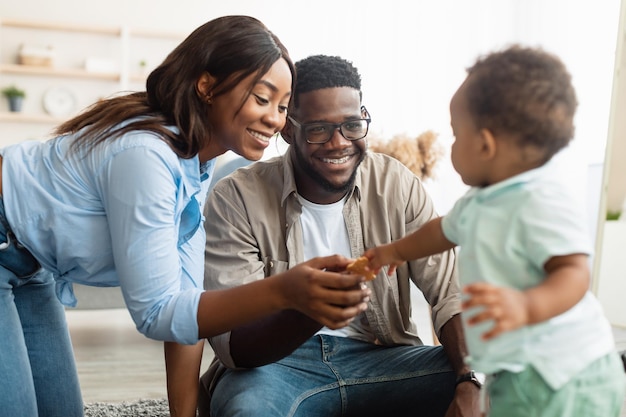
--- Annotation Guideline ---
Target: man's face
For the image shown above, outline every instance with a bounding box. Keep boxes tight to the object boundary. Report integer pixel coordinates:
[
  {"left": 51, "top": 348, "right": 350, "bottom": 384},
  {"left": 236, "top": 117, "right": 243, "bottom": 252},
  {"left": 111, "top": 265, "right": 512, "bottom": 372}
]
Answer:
[{"left": 287, "top": 87, "right": 367, "bottom": 204}]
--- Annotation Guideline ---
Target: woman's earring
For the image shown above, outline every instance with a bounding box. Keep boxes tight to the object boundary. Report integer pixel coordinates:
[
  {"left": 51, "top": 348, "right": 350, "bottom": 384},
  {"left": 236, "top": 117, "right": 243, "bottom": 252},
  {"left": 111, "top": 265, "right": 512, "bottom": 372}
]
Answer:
[{"left": 206, "top": 92, "right": 213, "bottom": 105}]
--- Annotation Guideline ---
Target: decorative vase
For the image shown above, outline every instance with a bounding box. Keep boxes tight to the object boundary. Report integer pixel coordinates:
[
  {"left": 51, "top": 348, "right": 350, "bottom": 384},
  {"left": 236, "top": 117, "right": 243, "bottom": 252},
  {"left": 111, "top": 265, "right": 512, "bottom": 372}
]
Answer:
[{"left": 8, "top": 96, "right": 23, "bottom": 112}]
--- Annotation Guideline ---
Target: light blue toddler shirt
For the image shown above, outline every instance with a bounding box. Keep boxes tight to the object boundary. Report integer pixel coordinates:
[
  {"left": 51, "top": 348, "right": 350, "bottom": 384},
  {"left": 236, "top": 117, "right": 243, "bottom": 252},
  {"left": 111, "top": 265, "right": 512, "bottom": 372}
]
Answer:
[{"left": 441, "top": 162, "right": 614, "bottom": 389}]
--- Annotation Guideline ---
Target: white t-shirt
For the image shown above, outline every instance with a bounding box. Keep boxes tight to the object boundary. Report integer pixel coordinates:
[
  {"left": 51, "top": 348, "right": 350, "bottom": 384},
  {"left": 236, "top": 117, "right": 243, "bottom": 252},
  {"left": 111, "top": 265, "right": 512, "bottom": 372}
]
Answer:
[{"left": 298, "top": 194, "right": 372, "bottom": 339}]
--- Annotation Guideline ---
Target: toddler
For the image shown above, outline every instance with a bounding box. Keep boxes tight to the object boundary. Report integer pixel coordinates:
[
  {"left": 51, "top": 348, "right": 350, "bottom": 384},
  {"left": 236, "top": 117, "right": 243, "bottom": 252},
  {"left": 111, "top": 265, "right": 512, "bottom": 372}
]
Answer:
[{"left": 365, "top": 45, "right": 625, "bottom": 417}]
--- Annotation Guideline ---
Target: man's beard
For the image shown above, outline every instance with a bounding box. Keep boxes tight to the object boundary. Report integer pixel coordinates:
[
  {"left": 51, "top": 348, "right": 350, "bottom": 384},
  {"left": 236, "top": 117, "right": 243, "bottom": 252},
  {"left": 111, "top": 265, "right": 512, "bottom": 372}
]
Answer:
[{"left": 293, "top": 144, "right": 365, "bottom": 195}]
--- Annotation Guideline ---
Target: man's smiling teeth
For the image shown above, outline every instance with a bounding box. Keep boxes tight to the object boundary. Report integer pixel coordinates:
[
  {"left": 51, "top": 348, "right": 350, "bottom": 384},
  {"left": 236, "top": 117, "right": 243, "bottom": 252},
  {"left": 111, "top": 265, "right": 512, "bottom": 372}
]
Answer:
[
  {"left": 250, "top": 130, "right": 271, "bottom": 142},
  {"left": 322, "top": 156, "right": 351, "bottom": 164}
]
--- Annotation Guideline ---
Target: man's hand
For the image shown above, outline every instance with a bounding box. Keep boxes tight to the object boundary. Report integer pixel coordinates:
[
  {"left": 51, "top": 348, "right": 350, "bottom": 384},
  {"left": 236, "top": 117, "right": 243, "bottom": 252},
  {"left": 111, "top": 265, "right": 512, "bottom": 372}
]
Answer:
[
  {"left": 439, "top": 315, "right": 484, "bottom": 417},
  {"left": 445, "top": 383, "right": 484, "bottom": 417}
]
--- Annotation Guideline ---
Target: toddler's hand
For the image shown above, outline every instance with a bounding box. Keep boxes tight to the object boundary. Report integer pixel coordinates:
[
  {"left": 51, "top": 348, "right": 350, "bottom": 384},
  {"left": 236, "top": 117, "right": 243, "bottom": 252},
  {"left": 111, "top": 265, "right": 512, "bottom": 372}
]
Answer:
[
  {"left": 362, "top": 244, "right": 405, "bottom": 276},
  {"left": 462, "top": 282, "right": 530, "bottom": 340}
]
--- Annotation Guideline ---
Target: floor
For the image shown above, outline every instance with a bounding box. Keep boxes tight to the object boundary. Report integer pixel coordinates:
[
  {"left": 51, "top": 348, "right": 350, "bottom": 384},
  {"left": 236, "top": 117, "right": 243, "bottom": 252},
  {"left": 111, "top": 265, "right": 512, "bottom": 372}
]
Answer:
[
  {"left": 68, "top": 286, "right": 434, "bottom": 404},
  {"left": 68, "top": 308, "right": 214, "bottom": 403},
  {"left": 67, "top": 299, "right": 626, "bottom": 415}
]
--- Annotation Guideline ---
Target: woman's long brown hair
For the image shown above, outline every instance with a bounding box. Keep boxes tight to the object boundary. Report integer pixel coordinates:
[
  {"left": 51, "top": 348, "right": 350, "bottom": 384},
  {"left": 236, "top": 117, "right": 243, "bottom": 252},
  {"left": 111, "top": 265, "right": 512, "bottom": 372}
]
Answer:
[{"left": 57, "top": 15, "right": 295, "bottom": 159}]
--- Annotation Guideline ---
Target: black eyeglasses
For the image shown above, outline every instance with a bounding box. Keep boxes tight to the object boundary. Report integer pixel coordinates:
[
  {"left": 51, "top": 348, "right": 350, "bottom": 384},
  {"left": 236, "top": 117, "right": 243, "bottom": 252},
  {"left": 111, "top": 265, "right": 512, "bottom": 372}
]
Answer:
[{"left": 288, "top": 106, "right": 371, "bottom": 144}]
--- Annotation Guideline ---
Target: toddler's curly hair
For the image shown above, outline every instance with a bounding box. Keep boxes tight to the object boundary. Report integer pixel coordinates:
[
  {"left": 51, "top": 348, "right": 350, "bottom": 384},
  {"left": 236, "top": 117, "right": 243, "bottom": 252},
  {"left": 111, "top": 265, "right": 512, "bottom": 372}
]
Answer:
[{"left": 465, "top": 45, "right": 577, "bottom": 162}]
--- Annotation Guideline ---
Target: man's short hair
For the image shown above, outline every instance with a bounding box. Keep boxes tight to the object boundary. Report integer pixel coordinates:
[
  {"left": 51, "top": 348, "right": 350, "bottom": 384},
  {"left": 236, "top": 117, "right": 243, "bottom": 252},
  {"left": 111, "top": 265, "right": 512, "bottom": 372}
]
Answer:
[{"left": 293, "top": 55, "right": 362, "bottom": 108}]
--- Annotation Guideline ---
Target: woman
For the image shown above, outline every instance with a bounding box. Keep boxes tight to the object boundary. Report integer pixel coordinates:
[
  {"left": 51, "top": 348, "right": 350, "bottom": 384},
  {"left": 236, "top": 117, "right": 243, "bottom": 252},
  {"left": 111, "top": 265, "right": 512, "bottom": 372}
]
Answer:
[{"left": 0, "top": 16, "right": 370, "bottom": 417}]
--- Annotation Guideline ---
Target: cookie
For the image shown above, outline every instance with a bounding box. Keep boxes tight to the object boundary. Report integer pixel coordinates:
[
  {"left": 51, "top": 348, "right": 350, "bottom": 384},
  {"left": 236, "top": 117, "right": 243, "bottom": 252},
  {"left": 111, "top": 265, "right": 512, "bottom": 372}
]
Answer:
[{"left": 346, "top": 256, "right": 376, "bottom": 281}]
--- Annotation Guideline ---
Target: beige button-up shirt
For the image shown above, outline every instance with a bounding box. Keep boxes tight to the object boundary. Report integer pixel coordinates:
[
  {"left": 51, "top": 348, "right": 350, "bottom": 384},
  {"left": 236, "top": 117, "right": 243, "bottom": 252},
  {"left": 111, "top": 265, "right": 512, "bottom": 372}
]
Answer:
[{"left": 203, "top": 151, "right": 460, "bottom": 374}]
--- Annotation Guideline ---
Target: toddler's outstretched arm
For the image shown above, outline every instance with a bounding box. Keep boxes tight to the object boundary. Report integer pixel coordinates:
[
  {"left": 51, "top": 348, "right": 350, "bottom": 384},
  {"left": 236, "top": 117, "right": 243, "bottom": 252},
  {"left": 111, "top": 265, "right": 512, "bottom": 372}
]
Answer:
[{"left": 364, "top": 217, "right": 456, "bottom": 275}]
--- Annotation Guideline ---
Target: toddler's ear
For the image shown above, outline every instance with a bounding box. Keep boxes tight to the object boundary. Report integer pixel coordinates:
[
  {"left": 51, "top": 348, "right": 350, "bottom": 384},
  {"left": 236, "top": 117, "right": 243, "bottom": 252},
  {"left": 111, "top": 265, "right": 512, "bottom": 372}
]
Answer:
[{"left": 479, "top": 128, "right": 497, "bottom": 160}]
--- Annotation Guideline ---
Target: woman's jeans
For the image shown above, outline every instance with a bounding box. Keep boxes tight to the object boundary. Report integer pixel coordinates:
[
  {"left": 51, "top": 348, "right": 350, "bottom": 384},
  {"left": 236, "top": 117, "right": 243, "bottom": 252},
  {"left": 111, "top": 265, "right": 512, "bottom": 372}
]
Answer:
[
  {"left": 0, "top": 199, "right": 83, "bottom": 417},
  {"left": 209, "top": 334, "right": 456, "bottom": 417}
]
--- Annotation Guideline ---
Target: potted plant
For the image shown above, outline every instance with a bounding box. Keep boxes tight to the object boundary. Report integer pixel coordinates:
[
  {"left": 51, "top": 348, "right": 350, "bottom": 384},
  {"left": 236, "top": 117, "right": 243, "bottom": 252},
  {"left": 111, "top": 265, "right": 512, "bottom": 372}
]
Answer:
[
  {"left": 138, "top": 59, "right": 147, "bottom": 75},
  {"left": 2, "top": 85, "right": 26, "bottom": 112},
  {"left": 607, "top": 210, "right": 621, "bottom": 221}
]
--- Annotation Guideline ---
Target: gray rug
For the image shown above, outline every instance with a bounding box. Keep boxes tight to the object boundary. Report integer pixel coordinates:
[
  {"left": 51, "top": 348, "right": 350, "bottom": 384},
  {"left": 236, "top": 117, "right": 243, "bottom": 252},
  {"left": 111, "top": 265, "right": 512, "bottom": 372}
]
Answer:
[{"left": 84, "top": 398, "right": 170, "bottom": 417}]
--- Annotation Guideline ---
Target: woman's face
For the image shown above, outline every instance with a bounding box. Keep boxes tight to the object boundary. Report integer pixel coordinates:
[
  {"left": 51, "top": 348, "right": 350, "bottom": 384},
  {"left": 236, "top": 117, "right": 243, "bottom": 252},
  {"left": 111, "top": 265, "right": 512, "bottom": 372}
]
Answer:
[{"left": 203, "top": 58, "right": 292, "bottom": 162}]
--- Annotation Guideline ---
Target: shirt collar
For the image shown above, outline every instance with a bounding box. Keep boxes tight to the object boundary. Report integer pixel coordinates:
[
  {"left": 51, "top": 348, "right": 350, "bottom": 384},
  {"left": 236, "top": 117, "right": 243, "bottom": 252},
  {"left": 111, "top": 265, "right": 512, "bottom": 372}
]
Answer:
[
  {"left": 200, "top": 158, "right": 216, "bottom": 182},
  {"left": 472, "top": 161, "right": 553, "bottom": 202},
  {"left": 281, "top": 152, "right": 298, "bottom": 206}
]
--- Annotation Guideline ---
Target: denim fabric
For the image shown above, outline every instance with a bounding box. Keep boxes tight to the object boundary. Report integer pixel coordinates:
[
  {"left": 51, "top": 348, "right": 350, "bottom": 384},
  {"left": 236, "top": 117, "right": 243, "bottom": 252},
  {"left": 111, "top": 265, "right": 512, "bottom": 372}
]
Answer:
[
  {"left": 0, "top": 198, "right": 40, "bottom": 278},
  {"left": 0, "top": 201, "right": 83, "bottom": 416},
  {"left": 210, "top": 335, "right": 455, "bottom": 417}
]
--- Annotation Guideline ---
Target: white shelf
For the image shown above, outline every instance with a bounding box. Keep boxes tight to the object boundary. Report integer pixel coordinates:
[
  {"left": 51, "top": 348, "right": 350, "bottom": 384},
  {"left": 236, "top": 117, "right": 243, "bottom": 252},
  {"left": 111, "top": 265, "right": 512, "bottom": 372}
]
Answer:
[
  {"left": 0, "top": 17, "right": 121, "bottom": 36},
  {"left": 0, "top": 17, "right": 184, "bottom": 129},
  {"left": 0, "top": 64, "right": 120, "bottom": 81},
  {"left": 0, "top": 111, "right": 67, "bottom": 124}
]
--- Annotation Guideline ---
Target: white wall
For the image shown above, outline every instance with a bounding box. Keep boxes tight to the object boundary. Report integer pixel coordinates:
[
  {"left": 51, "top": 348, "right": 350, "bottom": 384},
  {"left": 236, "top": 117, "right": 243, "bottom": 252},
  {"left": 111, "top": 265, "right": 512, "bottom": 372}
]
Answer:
[
  {"left": 604, "top": 3, "right": 626, "bottom": 215},
  {"left": 0, "top": 0, "right": 621, "bottom": 215}
]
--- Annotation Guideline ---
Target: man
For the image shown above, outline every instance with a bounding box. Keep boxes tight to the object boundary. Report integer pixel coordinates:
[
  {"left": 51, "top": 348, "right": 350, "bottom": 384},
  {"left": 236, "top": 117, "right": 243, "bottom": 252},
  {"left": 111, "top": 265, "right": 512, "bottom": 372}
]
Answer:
[{"left": 199, "top": 55, "right": 480, "bottom": 417}]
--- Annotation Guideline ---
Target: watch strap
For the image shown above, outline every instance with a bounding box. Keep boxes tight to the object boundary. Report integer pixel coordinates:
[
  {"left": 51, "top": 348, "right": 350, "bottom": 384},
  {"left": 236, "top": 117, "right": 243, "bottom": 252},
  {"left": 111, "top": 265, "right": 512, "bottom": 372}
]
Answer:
[{"left": 455, "top": 370, "right": 482, "bottom": 389}]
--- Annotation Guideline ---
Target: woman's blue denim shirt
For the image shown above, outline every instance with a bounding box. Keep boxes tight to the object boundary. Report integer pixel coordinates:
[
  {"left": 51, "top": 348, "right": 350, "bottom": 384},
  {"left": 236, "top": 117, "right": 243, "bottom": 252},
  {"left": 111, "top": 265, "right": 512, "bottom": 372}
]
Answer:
[{"left": 0, "top": 128, "right": 214, "bottom": 344}]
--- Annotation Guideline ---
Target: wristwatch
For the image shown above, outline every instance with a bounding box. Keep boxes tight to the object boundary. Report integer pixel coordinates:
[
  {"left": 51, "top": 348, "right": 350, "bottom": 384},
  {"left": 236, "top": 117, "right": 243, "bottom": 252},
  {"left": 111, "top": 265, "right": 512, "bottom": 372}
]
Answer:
[{"left": 455, "top": 371, "right": 482, "bottom": 389}]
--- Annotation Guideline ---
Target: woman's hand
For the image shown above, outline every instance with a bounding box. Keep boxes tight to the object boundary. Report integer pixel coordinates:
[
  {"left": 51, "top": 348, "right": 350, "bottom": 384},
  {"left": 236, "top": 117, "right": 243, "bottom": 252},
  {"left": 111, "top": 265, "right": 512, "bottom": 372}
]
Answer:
[{"left": 277, "top": 255, "right": 371, "bottom": 329}]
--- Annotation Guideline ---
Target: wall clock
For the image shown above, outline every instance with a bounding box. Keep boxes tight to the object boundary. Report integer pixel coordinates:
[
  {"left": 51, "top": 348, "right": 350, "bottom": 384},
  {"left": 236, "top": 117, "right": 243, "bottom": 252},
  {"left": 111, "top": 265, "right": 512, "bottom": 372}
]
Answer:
[{"left": 42, "top": 86, "right": 76, "bottom": 117}]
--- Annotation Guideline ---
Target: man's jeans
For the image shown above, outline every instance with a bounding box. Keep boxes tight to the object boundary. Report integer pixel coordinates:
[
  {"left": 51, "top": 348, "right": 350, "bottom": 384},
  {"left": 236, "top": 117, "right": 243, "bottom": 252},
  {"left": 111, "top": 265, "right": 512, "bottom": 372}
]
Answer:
[
  {"left": 210, "top": 334, "right": 456, "bottom": 417},
  {"left": 0, "top": 198, "right": 83, "bottom": 417}
]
